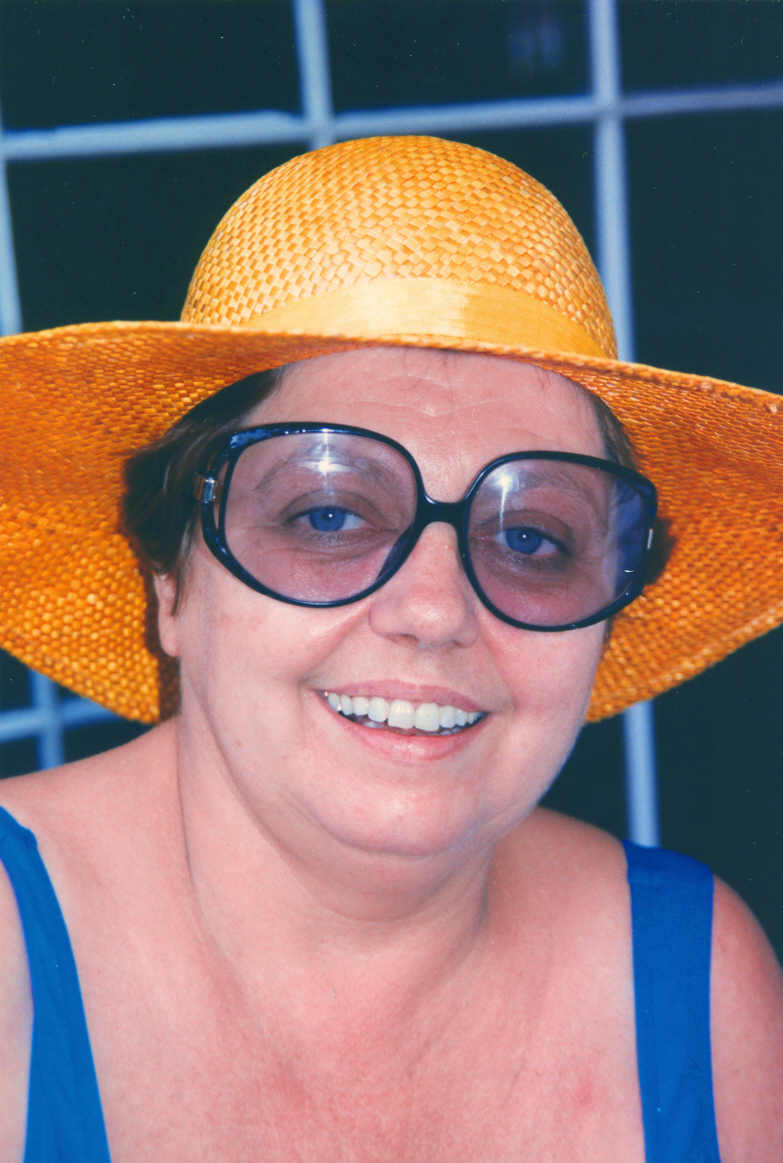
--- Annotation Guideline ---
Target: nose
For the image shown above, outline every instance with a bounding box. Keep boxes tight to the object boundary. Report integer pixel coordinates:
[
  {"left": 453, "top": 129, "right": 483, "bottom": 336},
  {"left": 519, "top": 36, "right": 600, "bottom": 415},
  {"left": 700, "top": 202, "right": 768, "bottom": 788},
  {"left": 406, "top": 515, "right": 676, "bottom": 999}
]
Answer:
[{"left": 368, "top": 523, "right": 480, "bottom": 649}]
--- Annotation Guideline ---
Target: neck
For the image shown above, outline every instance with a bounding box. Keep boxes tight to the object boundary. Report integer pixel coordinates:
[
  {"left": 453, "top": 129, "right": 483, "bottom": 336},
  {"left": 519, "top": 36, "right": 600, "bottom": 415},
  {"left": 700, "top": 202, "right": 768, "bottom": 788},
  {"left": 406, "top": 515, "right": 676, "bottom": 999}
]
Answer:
[{"left": 166, "top": 716, "right": 499, "bottom": 1023}]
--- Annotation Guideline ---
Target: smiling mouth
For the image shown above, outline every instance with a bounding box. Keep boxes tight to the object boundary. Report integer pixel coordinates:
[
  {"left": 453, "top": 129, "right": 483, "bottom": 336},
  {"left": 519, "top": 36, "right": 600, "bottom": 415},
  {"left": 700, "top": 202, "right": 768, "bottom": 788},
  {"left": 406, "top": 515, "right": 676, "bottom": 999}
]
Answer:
[{"left": 323, "top": 692, "right": 486, "bottom": 736}]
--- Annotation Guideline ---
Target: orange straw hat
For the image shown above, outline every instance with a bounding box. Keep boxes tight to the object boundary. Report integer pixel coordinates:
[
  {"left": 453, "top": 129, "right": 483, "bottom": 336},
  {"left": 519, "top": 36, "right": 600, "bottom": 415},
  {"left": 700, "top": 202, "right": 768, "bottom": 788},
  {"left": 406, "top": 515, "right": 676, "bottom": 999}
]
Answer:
[{"left": 1, "top": 135, "right": 782, "bottom": 723}]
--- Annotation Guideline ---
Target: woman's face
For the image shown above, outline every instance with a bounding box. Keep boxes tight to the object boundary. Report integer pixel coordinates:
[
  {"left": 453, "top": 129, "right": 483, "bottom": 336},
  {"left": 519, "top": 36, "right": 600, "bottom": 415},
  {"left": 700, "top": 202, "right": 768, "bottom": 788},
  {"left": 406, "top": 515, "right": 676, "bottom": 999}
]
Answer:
[{"left": 158, "top": 347, "right": 607, "bottom": 871}]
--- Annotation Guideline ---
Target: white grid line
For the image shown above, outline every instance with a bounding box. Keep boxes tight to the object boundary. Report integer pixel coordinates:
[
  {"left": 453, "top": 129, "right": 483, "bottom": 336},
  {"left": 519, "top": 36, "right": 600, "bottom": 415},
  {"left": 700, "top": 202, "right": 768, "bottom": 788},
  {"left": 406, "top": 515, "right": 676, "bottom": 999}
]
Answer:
[
  {"left": 0, "top": 95, "right": 68, "bottom": 772},
  {"left": 2, "top": 79, "right": 782, "bottom": 163},
  {"left": 589, "top": 0, "right": 659, "bottom": 846},
  {"left": 294, "top": 0, "right": 335, "bottom": 150},
  {"left": 0, "top": 100, "right": 21, "bottom": 335}
]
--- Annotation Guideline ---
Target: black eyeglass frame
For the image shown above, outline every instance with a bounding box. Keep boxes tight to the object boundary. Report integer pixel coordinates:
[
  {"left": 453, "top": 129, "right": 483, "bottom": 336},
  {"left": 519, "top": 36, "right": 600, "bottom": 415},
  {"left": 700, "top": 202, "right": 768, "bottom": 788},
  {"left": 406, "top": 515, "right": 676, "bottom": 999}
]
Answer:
[{"left": 196, "top": 422, "right": 658, "bottom": 632}]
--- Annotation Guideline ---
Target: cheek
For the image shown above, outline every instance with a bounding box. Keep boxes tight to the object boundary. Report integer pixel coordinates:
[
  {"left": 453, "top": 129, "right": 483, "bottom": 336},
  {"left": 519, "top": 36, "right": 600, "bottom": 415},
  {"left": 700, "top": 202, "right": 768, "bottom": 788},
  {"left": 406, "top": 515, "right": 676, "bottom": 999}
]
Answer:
[
  {"left": 495, "top": 623, "right": 605, "bottom": 725},
  {"left": 172, "top": 550, "right": 363, "bottom": 697},
  {"left": 507, "top": 628, "right": 605, "bottom": 803}
]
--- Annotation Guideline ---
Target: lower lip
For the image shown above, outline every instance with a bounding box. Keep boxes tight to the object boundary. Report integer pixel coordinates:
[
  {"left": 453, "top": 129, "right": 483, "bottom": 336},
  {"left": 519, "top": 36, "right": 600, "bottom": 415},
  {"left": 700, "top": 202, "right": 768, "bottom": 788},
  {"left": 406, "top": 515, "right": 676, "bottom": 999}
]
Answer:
[{"left": 319, "top": 700, "right": 488, "bottom": 761}]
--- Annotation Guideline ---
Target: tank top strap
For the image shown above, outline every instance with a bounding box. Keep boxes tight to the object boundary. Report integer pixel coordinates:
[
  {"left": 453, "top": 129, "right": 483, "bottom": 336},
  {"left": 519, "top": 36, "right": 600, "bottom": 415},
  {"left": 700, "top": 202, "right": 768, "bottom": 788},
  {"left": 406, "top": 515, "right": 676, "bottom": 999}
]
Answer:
[
  {"left": 0, "top": 805, "right": 111, "bottom": 1163},
  {"left": 624, "top": 840, "right": 721, "bottom": 1163}
]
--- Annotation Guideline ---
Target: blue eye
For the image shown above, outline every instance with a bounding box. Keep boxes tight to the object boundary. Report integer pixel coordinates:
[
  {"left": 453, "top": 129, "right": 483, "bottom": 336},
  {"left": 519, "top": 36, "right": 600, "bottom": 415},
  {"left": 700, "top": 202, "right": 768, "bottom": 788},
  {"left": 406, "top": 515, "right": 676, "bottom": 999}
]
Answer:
[
  {"left": 502, "top": 527, "right": 553, "bottom": 555},
  {"left": 305, "top": 506, "right": 363, "bottom": 532}
]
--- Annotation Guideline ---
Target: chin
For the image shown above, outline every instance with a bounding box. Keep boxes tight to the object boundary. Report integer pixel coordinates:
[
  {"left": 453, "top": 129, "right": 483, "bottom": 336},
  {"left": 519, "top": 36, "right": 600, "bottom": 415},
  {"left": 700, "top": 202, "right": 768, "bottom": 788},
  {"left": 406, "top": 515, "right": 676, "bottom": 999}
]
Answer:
[{"left": 304, "top": 763, "right": 524, "bottom": 874}]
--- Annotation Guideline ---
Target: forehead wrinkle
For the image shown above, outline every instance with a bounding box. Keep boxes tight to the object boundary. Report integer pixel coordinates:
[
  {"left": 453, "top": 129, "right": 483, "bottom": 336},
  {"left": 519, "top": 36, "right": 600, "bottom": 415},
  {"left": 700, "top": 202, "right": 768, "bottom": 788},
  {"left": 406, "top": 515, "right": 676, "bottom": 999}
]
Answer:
[
  {"left": 257, "top": 347, "right": 605, "bottom": 498},
  {"left": 400, "top": 359, "right": 603, "bottom": 495},
  {"left": 378, "top": 350, "right": 602, "bottom": 446}
]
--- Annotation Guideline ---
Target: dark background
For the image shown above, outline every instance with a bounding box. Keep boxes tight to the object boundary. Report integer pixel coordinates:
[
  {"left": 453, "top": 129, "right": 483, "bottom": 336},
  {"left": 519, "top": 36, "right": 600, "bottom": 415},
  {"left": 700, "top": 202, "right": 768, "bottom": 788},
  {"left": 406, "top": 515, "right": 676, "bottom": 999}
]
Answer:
[{"left": 1, "top": 0, "right": 781, "bottom": 959}]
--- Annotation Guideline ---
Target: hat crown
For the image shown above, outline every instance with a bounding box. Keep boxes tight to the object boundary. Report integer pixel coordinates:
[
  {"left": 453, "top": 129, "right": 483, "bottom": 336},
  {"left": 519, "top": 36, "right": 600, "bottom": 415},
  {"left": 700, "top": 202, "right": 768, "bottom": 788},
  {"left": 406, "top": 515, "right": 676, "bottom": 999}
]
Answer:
[{"left": 181, "top": 135, "right": 617, "bottom": 359}]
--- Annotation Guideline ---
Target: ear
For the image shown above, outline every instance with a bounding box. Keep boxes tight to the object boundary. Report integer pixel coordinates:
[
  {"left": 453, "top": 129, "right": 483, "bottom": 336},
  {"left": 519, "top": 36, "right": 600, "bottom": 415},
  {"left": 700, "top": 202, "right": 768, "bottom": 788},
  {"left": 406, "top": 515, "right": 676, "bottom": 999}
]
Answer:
[{"left": 153, "top": 572, "right": 181, "bottom": 658}]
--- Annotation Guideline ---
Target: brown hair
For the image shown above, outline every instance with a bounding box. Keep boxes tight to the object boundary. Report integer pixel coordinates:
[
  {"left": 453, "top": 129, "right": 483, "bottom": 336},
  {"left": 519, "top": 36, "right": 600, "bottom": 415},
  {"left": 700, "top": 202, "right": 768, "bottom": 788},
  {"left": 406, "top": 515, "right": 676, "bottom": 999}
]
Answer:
[{"left": 122, "top": 367, "right": 284, "bottom": 590}]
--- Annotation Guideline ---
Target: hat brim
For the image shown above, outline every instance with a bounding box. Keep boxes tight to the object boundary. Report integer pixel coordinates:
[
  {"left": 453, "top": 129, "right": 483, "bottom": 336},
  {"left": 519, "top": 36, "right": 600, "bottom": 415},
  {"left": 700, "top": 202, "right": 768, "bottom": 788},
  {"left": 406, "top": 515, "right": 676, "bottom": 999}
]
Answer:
[{"left": 2, "top": 316, "right": 782, "bottom": 723}]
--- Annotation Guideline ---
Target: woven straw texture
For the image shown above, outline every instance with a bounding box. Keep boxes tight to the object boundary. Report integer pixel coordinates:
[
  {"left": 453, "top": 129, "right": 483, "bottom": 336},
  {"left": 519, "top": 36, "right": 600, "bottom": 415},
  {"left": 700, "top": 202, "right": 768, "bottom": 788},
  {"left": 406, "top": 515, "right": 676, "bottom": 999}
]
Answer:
[{"left": 1, "top": 135, "right": 782, "bottom": 724}]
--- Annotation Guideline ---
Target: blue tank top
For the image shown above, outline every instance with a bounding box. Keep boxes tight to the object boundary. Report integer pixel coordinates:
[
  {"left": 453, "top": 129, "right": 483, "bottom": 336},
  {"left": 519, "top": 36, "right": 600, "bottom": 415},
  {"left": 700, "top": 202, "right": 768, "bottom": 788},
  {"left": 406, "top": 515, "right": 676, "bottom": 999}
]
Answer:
[{"left": 0, "top": 806, "right": 721, "bottom": 1161}]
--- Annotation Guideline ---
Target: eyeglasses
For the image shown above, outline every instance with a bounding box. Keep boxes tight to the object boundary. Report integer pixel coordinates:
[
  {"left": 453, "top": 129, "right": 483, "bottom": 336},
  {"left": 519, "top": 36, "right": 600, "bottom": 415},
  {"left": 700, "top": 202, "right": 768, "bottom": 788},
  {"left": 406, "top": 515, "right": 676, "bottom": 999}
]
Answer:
[{"left": 195, "top": 423, "right": 657, "bottom": 632}]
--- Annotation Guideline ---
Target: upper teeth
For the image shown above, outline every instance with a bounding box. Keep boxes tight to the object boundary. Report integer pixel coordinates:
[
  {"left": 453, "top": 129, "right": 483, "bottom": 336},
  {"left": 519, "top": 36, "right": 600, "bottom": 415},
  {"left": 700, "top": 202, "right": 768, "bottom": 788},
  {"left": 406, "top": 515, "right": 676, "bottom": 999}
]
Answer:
[{"left": 324, "top": 692, "right": 482, "bottom": 732}]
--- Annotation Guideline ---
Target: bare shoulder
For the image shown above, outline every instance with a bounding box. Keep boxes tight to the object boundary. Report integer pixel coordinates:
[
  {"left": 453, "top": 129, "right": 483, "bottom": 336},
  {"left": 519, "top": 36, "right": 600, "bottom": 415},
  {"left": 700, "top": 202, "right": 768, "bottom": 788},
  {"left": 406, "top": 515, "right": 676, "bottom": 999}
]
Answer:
[
  {"left": 0, "top": 723, "right": 170, "bottom": 837},
  {"left": 494, "top": 809, "right": 633, "bottom": 966},
  {"left": 507, "top": 813, "right": 783, "bottom": 1161},
  {"left": 0, "top": 747, "right": 133, "bottom": 1161},
  {"left": 0, "top": 724, "right": 168, "bottom": 961},
  {"left": 0, "top": 723, "right": 177, "bottom": 964},
  {"left": 503, "top": 807, "right": 630, "bottom": 899},
  {"left": 0, "top": 725, "right": 176, "bottom": 1157},
  {"left": 710, "top": 877, "right": 783, "bottom": 1163},
  {"left": 0, "top": 724, "right": 177, "bottom": 899}
]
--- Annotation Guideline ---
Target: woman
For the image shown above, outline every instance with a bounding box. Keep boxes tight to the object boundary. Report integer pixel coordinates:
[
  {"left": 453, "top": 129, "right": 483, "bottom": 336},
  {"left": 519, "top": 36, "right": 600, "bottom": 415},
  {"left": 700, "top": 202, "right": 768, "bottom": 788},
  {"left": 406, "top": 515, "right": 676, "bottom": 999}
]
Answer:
[{"left": 0, "top": 136, "right": 780, "bottom": 1161}]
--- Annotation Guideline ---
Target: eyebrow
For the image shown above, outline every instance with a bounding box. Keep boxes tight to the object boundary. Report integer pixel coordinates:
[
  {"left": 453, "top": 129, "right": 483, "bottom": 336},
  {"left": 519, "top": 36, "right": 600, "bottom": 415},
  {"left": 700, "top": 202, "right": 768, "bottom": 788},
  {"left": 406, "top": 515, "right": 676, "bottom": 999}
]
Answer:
[
  {"left": 240, "top": 440, "right": 407, "bottom": 495},
  {"left": 474, "top": 463, "right": 613, "bottom": 530},
  {"left": 236, "top": 434, "right": 616, "bottom": 524}
]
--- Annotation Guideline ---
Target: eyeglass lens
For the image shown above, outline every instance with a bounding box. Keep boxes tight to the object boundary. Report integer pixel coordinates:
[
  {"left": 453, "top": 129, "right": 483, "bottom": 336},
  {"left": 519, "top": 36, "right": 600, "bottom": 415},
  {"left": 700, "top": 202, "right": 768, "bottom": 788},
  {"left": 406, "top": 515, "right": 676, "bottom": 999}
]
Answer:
[{"left": 216, "top": 431, "right": 650, "bottom": 628}]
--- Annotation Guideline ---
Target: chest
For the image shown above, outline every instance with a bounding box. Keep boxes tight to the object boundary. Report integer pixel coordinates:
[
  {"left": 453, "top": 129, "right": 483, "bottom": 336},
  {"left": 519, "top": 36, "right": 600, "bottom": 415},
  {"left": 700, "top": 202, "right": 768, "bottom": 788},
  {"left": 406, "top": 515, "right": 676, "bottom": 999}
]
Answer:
[{"left": 92, "top": 989, "right": 646, "bottom": 1163}]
